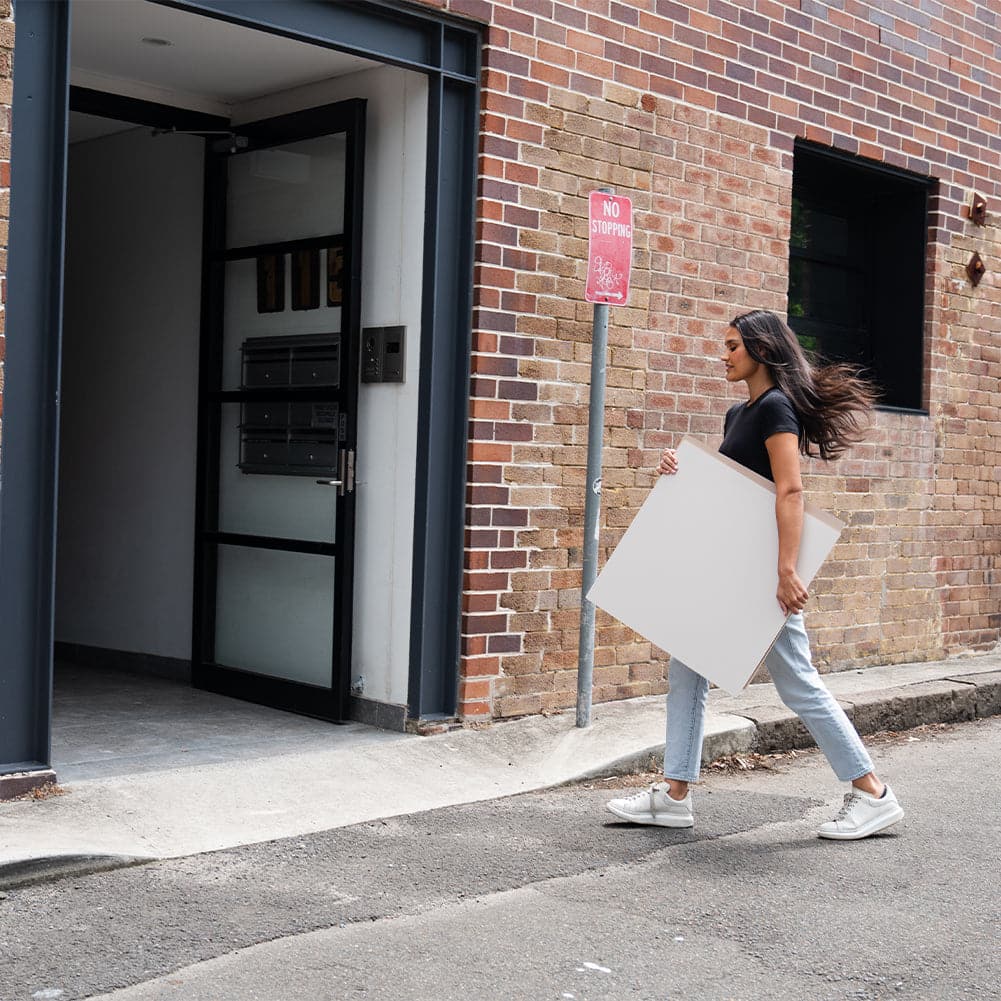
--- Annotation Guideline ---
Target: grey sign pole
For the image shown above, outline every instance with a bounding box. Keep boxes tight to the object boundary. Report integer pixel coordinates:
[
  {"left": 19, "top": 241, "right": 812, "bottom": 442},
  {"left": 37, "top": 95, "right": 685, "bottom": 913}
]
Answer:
[
  {"left": 576, "top": 183, "right": 622, "bottom": 728},
  {"left": 576, "top": 294, "right": 610, "bottom": 728}
]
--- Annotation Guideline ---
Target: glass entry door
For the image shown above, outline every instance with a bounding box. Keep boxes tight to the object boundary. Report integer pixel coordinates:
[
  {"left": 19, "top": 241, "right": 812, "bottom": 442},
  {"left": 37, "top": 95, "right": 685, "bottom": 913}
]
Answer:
[{"left": 194, "top": 100, "right": 365, "bottom": 720}]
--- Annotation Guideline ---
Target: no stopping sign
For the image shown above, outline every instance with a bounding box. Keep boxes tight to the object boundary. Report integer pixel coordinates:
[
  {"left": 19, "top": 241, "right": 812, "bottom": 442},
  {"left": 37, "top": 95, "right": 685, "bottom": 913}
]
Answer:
[{"left": 585, "top": 191, "right": 633, "bottom": 305}]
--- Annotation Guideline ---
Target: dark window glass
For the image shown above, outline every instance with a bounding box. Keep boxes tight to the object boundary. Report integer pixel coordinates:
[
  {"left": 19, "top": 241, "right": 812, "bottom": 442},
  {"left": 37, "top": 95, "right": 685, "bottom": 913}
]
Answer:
[{"left": 788, "top": 143, "right": 931, "bottom": 411}]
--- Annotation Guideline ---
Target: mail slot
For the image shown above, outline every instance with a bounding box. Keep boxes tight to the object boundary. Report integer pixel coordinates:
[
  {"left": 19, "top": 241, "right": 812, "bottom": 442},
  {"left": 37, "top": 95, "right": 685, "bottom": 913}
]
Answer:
[
  {"left": 241, "top": 333, "right": 341, "bottom": 390},
  {"left": 239, "top": 433, "right": 340, "bottom": 476},
  {"left": 289, "top": 401, "right": 339, "bottom": 430},
  {"left": 238, "top": 334, "right": 342, "bottom": 476},
  {"left": 240, "top": 435, "right": 290, "bottom": 471},
  {"left": 242, "top": 347, "right": 290, "bottom": 388},
  {"left": 290, "top": 344, "right": 340, "bottom": 388},
  {"left": 242, "top": 402, "right": 283, "bottom": 428},
  {"left": 288, "top": 436, "right": 339, "bottom": 469}
]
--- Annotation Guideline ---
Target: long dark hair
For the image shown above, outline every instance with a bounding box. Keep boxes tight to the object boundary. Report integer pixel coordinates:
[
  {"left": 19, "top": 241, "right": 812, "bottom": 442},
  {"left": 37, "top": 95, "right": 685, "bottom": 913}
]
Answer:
[{"left": 731, "top": 309, "right": 878, "bottom": 460}]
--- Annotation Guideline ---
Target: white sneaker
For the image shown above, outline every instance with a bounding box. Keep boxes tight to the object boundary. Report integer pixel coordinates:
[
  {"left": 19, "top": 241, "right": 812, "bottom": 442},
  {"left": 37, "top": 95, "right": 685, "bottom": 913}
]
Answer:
[
  {"left": 817, "top": 784, "right": 904, "bottom": 840},
  {"left": 606, "top": 783, "right": 694, "bottom": 828}
]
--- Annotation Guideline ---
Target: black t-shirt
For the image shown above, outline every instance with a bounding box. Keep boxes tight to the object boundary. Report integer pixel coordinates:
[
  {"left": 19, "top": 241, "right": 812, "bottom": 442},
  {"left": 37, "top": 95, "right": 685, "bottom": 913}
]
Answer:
[{"left": 719, "top": 387, "right": 801, "bottom": 482}]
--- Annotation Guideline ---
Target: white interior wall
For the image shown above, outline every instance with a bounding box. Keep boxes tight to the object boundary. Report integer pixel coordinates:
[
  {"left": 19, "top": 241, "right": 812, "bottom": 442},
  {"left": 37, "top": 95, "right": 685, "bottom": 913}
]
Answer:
[
  {"left": 56, "top": 128, "right": 203, "bottom": 659},
  {"left": 235, "top": 66, "right": 427, "bottom": 707}
]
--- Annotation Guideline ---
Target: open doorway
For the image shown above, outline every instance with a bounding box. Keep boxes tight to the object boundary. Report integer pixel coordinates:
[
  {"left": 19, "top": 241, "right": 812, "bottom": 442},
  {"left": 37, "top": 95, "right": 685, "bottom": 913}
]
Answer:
[
  {"left": 2, "top": 0, "right": 477, "bottom": 783},
  {"left": 52, "top": 1, "right": 430, "bottom": 768}
]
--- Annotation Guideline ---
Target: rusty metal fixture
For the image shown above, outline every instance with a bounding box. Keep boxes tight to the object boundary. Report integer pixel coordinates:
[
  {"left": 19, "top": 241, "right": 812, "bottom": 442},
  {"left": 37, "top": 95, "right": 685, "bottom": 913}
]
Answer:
[
  {"left": 969, "top": 195, "right": 987, "bottom": 226},
  {"left": 966, "top": 251, "right": 986, "bottom": 287}
]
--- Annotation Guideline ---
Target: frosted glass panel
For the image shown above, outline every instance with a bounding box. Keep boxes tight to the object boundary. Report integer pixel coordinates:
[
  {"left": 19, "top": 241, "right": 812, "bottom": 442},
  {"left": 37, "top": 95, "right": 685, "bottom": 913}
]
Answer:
[
  {"left": 215, "top": 546, "right": 335, "bottom": 686},
  {"left": 218, "top": 403, "right": 338, "bottom": 542},
  {"left": 227, "top": 134, "right": 346, "bottom": 247}
]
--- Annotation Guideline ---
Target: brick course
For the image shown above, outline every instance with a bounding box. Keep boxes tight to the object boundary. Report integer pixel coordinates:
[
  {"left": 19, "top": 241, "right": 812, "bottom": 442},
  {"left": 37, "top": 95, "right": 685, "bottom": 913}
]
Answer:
[{"left": 420, "top": 0, "right": 1001, "bottom": 718}]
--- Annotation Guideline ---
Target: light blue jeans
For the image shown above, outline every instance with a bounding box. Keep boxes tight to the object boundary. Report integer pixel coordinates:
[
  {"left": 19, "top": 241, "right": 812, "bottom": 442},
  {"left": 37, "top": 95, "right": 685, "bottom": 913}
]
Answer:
[{"left": 663, "top": 613, "right": 874, "bottom": 783}]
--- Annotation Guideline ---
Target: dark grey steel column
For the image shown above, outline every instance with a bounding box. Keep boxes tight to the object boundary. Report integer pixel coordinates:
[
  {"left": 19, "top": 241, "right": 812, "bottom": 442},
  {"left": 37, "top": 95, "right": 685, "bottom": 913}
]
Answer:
[
  {"left": 407, "top": 69, "right": 479, "bottom": 720},
  {"left": 0, "top": 0, "right": 70, "bottom": 776}
]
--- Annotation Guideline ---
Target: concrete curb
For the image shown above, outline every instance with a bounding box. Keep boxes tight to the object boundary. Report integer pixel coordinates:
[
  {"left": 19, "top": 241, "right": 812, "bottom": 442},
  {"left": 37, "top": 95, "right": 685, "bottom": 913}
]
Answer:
[
  {"left": 578, "top": 670, "right": 1001, "bottom": 778},
  {"left": 948, "top": 670, "right": 1001, "bottom": 718},
  {"left": 745, "top": 672, "right": 1001, "bottom": 756},
  {"left": 570, "top": 713, "right": 759, "bottom": 782},
  {"left": 0, "top": 854, "right": 154, "bottom": 891},
  {"left": 0, "top": 769, "right": 58, "bottom": 802}
]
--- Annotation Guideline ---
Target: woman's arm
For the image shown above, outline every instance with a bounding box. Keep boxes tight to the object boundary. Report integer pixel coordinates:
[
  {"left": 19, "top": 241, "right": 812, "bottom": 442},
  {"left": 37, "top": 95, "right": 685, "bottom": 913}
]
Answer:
[{"left": 765, "top": 432, "right": 810, "bottom": 615}]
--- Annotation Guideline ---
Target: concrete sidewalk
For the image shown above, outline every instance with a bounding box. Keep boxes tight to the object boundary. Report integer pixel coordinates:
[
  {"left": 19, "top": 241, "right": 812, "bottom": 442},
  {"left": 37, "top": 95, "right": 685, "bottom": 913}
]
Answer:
[{"left": 1, "top": 649, "right": 999, "bottom": 888}]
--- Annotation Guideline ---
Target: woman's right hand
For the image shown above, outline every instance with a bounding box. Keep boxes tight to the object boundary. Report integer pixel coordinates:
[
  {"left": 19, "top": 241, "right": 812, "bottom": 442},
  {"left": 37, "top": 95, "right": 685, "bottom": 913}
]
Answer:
[
  {"left": 658, "top": 448, "right": 679, "bottom": 476},
  {"left": 777, "top": 569, "right": 809, "bottom": 616}
]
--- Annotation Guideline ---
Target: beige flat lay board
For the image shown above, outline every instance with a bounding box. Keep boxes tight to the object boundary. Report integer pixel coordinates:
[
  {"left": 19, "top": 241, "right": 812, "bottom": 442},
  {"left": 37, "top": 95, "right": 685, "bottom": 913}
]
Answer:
[{"left": 586, "top": 436, "right": 844, "bottom": 695}]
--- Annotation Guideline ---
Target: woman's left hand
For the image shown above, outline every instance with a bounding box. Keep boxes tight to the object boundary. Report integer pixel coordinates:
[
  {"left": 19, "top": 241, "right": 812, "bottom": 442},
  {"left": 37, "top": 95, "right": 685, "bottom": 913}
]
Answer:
[
  {"left": 658, "top": 448, "right": 679, "bottom": 476},
  {"left": 777, "top": 569, "right": 809, "bottom": 615}
]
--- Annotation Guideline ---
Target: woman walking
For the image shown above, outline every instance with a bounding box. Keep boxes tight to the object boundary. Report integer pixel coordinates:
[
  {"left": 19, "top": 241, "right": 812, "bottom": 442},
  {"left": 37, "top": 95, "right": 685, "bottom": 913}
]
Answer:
[{"left": 606, "top": 310, "right": 904, "bottom": 840}]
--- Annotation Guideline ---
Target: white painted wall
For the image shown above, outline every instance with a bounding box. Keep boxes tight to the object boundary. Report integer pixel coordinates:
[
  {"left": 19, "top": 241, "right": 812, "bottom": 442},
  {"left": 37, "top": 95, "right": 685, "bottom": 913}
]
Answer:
[
  {"left": 56, "top": 127, "right": 203, "bottom": 659},
  {"left": 235, "top": 67, "right": 427, "bottom": 707}
]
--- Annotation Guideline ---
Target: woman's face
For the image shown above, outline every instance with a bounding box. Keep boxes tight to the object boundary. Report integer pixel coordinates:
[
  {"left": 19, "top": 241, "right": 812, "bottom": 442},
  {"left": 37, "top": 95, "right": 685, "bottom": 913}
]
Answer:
[{"left": 721, "top": 326, "right": 761, "bottom": 383}]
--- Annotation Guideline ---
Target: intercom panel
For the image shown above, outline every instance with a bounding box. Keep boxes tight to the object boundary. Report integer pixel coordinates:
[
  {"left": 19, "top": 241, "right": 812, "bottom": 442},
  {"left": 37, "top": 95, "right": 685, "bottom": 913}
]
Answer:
[{"left": 361, "top": 326, "right": 406, "bottom": 383}]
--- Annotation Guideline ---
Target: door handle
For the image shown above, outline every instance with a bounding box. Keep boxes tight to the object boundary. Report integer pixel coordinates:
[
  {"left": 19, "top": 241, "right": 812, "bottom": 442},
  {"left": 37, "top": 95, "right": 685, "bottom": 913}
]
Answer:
[
  {"left": 316, "top": 449, "right": 353, "bottom": 496},
  {"left": 320, "top": 450, "right": 352, "bottom": 496}
]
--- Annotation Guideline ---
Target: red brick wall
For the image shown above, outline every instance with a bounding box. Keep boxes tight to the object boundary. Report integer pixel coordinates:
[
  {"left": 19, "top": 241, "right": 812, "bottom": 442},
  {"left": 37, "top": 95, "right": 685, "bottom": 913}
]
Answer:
[
  {"left": 0, "top": 0, "right": 996, "bottom": 720},
  {"left": 422, "top": 0, "right": 1001, "bottom": 718}
]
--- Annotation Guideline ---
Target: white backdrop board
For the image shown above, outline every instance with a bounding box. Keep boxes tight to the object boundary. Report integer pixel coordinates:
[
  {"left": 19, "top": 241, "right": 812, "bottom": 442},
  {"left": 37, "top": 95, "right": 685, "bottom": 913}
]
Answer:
[{"left": 587, "top": 437, "right": 843, "bottom": 695}]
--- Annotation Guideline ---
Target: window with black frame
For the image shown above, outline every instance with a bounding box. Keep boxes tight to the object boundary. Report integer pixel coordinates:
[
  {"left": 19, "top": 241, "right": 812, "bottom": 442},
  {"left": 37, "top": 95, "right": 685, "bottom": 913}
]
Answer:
[{"left": 788, "top": 142, "right": 932, "bottom": 411}]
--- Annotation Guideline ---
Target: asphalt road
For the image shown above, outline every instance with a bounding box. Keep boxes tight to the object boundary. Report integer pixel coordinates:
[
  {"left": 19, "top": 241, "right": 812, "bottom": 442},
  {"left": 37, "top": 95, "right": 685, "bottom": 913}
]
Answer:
[{"left": 2, "top": 716, "right": 999, "bottom": 1001}]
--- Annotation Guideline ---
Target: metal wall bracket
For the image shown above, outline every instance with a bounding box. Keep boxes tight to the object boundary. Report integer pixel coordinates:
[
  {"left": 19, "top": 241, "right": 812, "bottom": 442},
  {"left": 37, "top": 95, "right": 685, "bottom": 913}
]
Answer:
[
  {"left": 969, "top": 195, "right": 988, "bottom": 226},
  {"left": 967, "top": 252, "right": 986, "bottom": 287}
]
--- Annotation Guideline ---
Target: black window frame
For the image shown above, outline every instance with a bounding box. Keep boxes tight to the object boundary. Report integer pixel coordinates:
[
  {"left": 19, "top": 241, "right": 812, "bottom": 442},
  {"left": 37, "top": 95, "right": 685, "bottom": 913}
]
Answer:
[{"left": 788, "top": 140, "right": 934, "bottom": 414}]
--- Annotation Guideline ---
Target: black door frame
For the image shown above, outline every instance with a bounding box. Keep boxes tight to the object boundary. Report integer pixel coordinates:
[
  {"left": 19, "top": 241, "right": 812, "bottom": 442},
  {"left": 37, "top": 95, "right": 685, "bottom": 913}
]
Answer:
[
  {"left": 193, "top": 99, "right": 366, "bottom": 722},
  {"left": 0, "top": 0, "right": 480, "bottom": 779}
]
